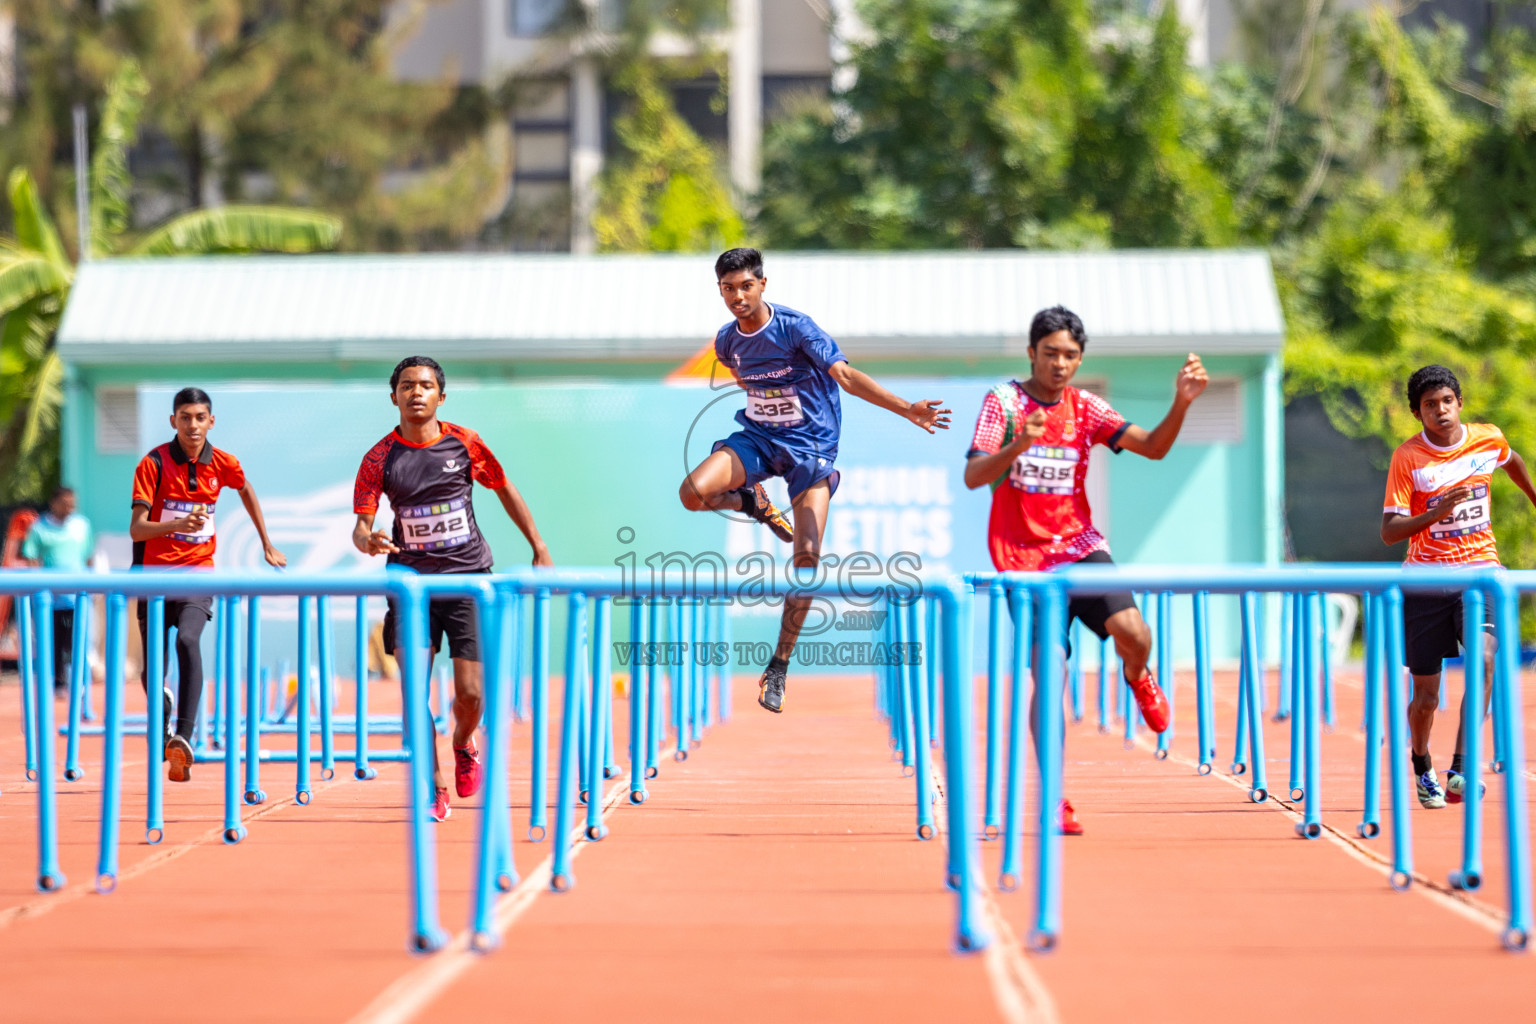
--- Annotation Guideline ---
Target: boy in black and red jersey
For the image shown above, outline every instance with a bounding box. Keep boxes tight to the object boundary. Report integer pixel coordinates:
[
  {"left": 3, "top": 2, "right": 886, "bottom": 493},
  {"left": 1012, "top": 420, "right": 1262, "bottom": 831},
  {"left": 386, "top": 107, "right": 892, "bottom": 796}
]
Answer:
[
  {"left": 353, "top": 356, "right": 552, "bottom": 822},
  {"left": 130, "top": 387, "right": 287, "bottom": 782}
]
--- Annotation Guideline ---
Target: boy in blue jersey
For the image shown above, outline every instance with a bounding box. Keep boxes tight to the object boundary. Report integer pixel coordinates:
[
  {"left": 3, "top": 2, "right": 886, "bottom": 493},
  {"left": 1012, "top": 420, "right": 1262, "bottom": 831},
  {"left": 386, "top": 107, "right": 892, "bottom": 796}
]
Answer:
[{"left": 679, "top": 247, "right": 951, "bottom": 713}]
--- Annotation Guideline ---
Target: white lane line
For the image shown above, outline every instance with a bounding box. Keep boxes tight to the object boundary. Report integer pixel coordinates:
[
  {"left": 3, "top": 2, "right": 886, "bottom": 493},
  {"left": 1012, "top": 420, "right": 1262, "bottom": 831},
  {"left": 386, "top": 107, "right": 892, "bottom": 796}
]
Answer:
[
  {"left": 346, "top": 780, "right": 630, "bottom": 1024},
  {"left": 927, "top": 767, "right": 1059, "bottom": 1024},
  {"left": 1141, "top": 737, "right": 1509, "bottom": 936},
  {"left": 0, "top": 773, "right": 348, "bottom": 930}
]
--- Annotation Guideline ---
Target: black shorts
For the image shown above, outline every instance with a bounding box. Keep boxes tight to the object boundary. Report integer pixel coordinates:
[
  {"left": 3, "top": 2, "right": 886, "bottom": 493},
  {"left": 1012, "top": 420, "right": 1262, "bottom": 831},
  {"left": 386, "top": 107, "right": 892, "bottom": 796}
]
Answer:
[
  {"left": 1402, "top": 591, "right": 1494, "bottom": 676},
  {"left": 382, "top": 596, "right": 481, "bottom": 662},
  {"left": 1005, "top": 551, "right": 1138, "bottom": 650},
  {"left": 1064, "top": 551, "right": 1138, "bottom": 641}
]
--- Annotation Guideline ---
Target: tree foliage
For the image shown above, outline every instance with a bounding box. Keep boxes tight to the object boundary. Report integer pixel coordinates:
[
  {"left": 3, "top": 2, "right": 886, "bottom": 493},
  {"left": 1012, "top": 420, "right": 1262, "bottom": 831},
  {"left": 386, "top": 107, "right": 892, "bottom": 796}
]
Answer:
[
  {"left": 1, "top": 1, "right": 510, "bottom": 251},
  {"left": 0, "top": 61, "right": 341, "bottom": 506}
]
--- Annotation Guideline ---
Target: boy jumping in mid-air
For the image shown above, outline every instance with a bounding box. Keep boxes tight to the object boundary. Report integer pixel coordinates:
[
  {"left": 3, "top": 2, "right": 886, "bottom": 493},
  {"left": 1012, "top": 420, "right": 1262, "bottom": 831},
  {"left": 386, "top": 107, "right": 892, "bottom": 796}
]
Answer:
[
  {"left": 1381, "top": 364, "right": 1536, "bottom": 808},
  {"left": 964, "top": 306, "right": 1206, "bottom": 835},
  {"left": 678, "top": 247, "right": 950, "bottom": 714}
]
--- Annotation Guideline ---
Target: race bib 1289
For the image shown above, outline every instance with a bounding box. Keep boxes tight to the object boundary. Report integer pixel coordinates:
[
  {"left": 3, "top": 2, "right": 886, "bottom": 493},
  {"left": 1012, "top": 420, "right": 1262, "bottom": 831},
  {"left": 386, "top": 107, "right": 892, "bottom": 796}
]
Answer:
[
  {"left": 745, "top": 386, "right": 806, "bottom": 428},
  {"left": 398, "top": 497, "right": 473, "bottom": 551},
  {"left": 1009, "top": 445, "right": 1079, "bottom": 495}
]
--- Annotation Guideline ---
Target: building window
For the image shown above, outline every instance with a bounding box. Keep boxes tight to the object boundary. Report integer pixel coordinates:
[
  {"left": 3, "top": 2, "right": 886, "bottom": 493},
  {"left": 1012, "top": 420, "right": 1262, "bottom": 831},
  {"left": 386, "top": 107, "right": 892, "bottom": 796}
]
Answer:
[
  {"left": 95, "top": 387, "right": 138, "bottom": 454},
  {"left": 1178, "top": 378, "right": 1244, "bottom": 444},
  {"left": 510, "top": 0, "right": 565, "bottom": 37}
]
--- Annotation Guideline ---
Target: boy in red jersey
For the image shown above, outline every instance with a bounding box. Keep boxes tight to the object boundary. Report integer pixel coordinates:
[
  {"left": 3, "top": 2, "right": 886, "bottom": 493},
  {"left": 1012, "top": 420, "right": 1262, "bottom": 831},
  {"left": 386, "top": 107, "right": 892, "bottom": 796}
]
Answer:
[
  {"left": 1381, "top": 364, "right": 1536, "bottom": 808},
  {"left": 353, "top": 357, "right": 552, "bottom": 822},
  {"left": 964, "top": 306, "right": 1207, "bottom": 835},
  {"left": 130, "top": 387, "right": 287, "bottom": 782}
]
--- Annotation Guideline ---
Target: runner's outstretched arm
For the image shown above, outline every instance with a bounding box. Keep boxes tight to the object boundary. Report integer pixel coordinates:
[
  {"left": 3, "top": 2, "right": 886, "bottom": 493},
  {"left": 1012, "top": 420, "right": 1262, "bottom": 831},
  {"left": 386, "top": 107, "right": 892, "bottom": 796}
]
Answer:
[
  {"left": 491, "top": 481, "right": 553, "bottom": 567},
  {"left": 236, "top": 483, "right": 287, "bottom": 567},
  {"left": 1501, "top": 451, "right": 1536, "bottom": 510},
  {"left": 1116, "top": 354, "right": 1208, "bottom": 460},
  {"left": 827, "top": 361, "right": 951, "bottom": 433}
]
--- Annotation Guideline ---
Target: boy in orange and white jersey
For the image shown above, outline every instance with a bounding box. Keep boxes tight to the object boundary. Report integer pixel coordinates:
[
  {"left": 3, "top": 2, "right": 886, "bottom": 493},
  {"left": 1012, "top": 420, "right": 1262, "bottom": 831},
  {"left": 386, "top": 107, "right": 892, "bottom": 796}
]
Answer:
[{"left": 1382, "top": 364, "right": 1536, "bottom": 808}]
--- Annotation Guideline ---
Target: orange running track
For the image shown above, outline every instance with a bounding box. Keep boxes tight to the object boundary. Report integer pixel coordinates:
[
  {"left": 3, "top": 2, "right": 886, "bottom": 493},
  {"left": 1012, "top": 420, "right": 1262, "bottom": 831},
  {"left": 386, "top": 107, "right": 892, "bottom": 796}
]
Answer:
[{"left": 1, "top": 665, "right": 1536, "bottom": 1023}]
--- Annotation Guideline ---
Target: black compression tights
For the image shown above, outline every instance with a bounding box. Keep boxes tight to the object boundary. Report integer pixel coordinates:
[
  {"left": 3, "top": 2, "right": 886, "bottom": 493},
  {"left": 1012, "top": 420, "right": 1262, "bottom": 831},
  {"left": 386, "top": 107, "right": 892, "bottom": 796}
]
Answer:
[{"left": 137, "top": 601, "right": 210, "bottom": 740}]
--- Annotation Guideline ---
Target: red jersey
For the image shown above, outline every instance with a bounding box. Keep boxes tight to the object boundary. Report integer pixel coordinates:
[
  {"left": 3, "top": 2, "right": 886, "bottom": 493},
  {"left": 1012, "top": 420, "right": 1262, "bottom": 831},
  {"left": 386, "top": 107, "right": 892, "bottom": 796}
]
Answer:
[
  {"left": 354, "top": 422, "right": 507, "bottom": 574},
  {"left": 1384, "top": 423, "right": 1510, "bottom": 566},
  {"left": 968, "top": 382, "right": 1129, "bottom": 572},
  {"left": 131, "top": 439, "right": 247, "bottom": 568}
]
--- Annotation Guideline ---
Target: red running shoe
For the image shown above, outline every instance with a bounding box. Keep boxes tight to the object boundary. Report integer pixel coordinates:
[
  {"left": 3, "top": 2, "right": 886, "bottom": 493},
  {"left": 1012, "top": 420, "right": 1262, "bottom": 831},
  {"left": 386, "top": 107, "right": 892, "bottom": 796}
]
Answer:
[
  {"left": 1059, "top": 799, "right": 1084, "bottom": 837},
  {"left": 1128, "top": 671, "right": 1171, "bottom": 733},
  {"left": 453, "top": 740, "right": 483, "bottom": 798},
  {"left": 430, "top": 786, "right": 452, "bottom": 822}
]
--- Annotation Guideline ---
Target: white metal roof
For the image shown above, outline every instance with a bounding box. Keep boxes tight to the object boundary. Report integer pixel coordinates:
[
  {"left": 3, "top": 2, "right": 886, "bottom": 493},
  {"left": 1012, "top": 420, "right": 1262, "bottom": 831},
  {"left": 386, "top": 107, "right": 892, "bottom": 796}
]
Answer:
[{"left": 57, "top": 249, "right": 1284, "bottom": 364}]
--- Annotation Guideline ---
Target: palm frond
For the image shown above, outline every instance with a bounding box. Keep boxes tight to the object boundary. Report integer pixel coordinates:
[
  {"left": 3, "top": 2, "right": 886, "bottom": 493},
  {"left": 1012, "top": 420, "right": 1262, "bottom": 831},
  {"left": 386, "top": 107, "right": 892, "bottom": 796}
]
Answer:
[
  {"left": 0, "top": 251, "right": 70, "bottom": 320},
  {"left": 89, "top": 60, "right": 150, "bottom": 257},
  {"left": 128, "top": 206, "right": 343, "bottom": 256},
  {"left": 7, "top": 169, "right": 69, "bottom": 268}
]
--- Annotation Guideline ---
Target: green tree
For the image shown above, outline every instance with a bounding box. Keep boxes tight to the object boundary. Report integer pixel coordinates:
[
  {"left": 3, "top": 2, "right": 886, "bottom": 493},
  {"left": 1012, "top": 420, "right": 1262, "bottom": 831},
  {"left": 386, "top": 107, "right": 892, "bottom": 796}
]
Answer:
[
  {"left": 1, "top": 0, "right": 509, "bottom": 251},
  {"left": 585, "top": 0, "right": 744, "bottom": 252},
  {"left": 759, "top": 0, "right": 1236, "bottom": 249},
  {"left": 0, "top": 61, "right": 341, "bottom": 505}
]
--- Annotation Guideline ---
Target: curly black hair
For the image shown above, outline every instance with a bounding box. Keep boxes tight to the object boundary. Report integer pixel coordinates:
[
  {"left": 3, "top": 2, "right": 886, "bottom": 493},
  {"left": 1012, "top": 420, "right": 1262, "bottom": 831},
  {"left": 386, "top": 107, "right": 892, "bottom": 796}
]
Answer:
[{"left": 1406, "top": 364, "right": 1461, "bottom": 412}]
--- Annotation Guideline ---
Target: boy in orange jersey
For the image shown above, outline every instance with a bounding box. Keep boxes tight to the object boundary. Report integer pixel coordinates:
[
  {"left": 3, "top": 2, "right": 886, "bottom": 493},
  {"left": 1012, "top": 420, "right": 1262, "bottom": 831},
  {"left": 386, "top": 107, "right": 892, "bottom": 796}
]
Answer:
[
  {"left": 1382, "top": 364, "right": 1536, "bottom": 808},
  {"left": 130, "top": 387, "right": 287, "bottom": 782}
]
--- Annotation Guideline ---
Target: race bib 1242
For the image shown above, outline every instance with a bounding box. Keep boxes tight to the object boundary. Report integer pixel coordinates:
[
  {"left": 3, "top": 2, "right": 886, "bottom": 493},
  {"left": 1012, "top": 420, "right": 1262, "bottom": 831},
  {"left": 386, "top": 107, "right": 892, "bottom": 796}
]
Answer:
[{"left": 398, "top": 498, "right": 474, "bottom": 551}]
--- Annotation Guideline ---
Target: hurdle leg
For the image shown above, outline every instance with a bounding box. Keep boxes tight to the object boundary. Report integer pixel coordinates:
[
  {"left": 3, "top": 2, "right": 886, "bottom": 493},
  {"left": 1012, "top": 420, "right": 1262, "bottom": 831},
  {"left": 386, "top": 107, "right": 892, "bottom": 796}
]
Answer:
[
  {"left": 1030, "top": 584, "right": 1067, "bottom": 952},
  {"left": 19, "top": 595, "right": 38, "bottom": 781},
  {"left": 222, "top": 597, "right": 246, "bottom": 843},
  {"left": 628, "top": 598, "right": 649, "bottom": 805},
  {"left": 552, "top": 594, "right": 588, "bottom": 890},
  {"left": 318, "top": 595, "right": 336, "bottom": 781},
  {"left": 529, "top": 590, "right": 551, "bottom": 840},
  {"left": 95, "top": 594, "right": 127, "bottom": 892},
  {"left": 1276, "top": 592, "right": 1294, "bottom": 721},
  {"left": 33, "top": 590, "right": 65, "bottom": 891},
  {"left": 1194, "top": 590, "right": 1215, "bottom": 773},
  {"left": 64, "top": 594, "right": 88, "bottom": 780},
  {"left": 295, "top": 595, "right": 313, "bottom": 805},
  {"left": 998, "top": 588, "right": 1031, "bottom": 887},
  {"left": 1451, "top": 588, "right": 1485, "bottom": 891},
  {"left": 399, "top": 583, "right": 447, "bottom": 952},
  {"left": 1383, "top": 587, "right": 1414, "bottom": 889},
  {"left": 1287, "top": 592, "right": 1306, "bottom": 801},
  {"left": 938, "top": 583, "right": 988, "bottom": 952},
  {"left": 983, "top": 583, "right": 1004, "bottom": 839},
  {"left": 353, "top": 596, "right": 375, "bottom": 782},
  {"left": 1359, "top": 593, "right": 1383, "bottom": 838},
  {"left": 1492, "top": 579, "right": 1532, "bottom": 948},
  {"left": 1297, "top": 591, "right": 1323, "bottom": 838},
  {"left": 145, "top": 597, "right": 165, "bottom": 843},
  {"left": 1154, "top": 591, "right": 1173, "bottom": 759},
  {"left": 910, "top": 599, "right": 936, "bottom": 842},
  {"left": 1240, "top": 592, "right": 1268, "bottom": 802},
  {"left": 585, "top": 597, "right": 612, "bottom": 839},
  {"left": 246, "top": 597, "right": 266, "bottom": 802}
]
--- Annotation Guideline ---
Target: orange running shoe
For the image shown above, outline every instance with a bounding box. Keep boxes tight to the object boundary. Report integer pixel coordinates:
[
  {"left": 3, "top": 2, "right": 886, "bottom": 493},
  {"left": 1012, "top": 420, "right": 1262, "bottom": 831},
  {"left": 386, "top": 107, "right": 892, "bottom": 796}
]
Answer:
[
  {"left": 166, "top": 735, "right": 194, "bottom": 783},
  {"left": 741, "top": 484, "right": 794, "bottom": 543},
  {"left": 430, "top": 786, "right": 452, "bottom": 822},
  {"left": 1059, "top": 799, "right": 1084, "bottom": 836},
  {"left": 1128, "top": 671, "right": 1171, "bottom": 733}
]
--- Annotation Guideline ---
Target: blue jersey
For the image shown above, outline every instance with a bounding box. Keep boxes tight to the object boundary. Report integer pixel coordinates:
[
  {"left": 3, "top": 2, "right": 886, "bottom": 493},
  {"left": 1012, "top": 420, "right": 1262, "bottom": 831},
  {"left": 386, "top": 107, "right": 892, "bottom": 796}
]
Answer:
[{"left": 715, "top": 304, "right": 848, "bottom": 453}]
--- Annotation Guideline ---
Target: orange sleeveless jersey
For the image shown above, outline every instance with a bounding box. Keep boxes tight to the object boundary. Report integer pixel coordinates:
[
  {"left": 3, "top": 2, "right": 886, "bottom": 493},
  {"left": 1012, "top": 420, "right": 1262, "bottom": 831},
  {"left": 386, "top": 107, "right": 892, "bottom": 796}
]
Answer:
[{"left": 1383, "top": 422, "right": 1510, "bottom": 566}]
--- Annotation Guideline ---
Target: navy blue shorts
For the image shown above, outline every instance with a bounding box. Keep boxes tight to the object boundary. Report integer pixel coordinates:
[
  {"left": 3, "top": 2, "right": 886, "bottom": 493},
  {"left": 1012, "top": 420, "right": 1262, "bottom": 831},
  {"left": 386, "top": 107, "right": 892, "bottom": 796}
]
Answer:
[{"left": 714, "top": 430, "right": 840, "bottom": 503}]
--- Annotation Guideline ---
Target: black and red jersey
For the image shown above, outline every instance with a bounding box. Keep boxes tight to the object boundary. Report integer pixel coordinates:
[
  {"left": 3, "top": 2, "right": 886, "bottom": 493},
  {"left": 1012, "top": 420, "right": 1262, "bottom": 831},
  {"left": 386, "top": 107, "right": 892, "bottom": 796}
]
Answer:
[{"left": 353, "top": 422, "right": 507, "bottom": 573}]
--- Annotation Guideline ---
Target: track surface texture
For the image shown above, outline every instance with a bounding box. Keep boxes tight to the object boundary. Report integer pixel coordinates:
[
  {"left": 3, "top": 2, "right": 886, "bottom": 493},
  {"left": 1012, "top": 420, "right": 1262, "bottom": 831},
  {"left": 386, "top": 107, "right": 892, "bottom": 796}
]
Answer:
[{"left": 1, "top": 663, "right": 1535, "bottom": 1023}]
